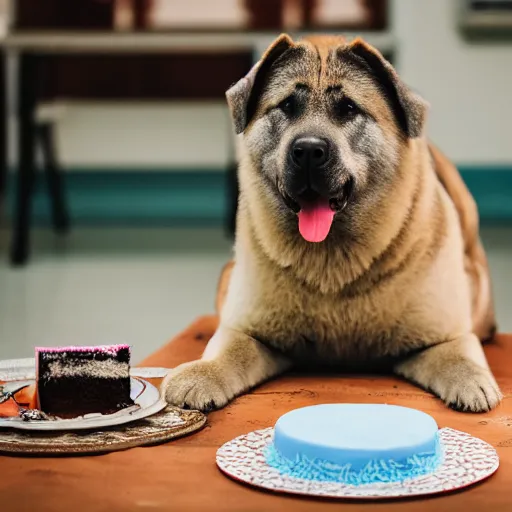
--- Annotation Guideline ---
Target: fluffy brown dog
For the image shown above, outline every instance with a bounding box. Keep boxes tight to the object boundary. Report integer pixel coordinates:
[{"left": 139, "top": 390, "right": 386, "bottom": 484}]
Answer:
[{"left": 162, "top": 34, "right": 501, "bottom": 413}]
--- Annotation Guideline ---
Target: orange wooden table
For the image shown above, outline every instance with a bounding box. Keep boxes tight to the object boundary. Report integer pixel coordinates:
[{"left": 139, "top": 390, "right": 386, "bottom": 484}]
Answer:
[{"left": 1, "top": 316, "right": 511, "bottom": 512}]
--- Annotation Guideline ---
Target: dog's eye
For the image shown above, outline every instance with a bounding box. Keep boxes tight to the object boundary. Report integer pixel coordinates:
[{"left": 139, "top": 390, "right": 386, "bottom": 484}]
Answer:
[
  {"left": 278, "top": 95, "right": 297, "bottom": 116},
  {"left": 335, "top": 98, "right": 359, "bottom": 120}
]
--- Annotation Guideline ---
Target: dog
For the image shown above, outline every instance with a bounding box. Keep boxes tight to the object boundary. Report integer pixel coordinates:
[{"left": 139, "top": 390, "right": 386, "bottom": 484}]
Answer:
[{"left": 162, "top": 34, "right": 502, "bottom": 413}]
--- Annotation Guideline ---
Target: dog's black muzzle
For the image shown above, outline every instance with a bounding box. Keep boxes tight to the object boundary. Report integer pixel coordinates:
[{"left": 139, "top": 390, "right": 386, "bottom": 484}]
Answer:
[{"left": 281, "top": 135, "right": 353, "bottom": 213}]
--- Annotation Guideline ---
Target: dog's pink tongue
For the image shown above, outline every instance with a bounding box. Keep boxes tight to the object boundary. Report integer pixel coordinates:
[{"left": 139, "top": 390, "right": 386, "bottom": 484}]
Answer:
[{"left": 298, "top": 200, "right": 334, "bottom": 243}]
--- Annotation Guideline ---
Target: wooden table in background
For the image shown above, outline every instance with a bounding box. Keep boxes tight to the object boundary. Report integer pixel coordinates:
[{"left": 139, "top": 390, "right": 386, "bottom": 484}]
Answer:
[{"left": 1, "top": 315, "right": 511, "bottom": 511}]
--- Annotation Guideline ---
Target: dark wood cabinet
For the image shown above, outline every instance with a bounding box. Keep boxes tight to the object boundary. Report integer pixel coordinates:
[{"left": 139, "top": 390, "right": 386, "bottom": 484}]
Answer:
[
  {"left": 15, "top": 1, "right": 253, "bottom": 101},
  {"left": 36, "top": 53, "right": 253, "bottom": 101},
  {"left": 15, "top": 0, "right": 115, "bottom": 30}
]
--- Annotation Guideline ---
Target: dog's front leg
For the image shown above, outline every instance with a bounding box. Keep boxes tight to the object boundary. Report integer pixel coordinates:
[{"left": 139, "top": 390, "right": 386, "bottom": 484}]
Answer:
[
  {"left": 394, "top": 333, "right": 502, "bottom": 412},
  {"left": 161, "top": 325, "right": 291, "bottom": 411}
]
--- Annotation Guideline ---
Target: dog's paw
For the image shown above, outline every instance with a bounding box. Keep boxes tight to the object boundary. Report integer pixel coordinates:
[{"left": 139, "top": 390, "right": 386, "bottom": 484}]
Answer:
[
  {"left": 161, "top": 360, "right": 231, "bottom": 412},
  {"left": 435, "top": 361, "right": 502, "bottom": 413}
]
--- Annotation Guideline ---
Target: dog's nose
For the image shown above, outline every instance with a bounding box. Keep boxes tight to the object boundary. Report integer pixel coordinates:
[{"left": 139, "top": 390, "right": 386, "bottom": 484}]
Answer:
[{"left": 291, "top": 137, "right": 329, "bottom": 170}]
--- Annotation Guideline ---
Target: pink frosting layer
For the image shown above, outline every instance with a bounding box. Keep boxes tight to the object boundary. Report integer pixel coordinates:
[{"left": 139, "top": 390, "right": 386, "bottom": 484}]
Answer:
[{"left": 35, "top": 344, "right": 130, "bottom": 354}]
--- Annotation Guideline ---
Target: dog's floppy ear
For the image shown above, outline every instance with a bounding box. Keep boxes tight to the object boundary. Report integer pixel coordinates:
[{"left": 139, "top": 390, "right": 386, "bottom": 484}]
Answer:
[
  {"left": 226, "top": 34, "right": 294, "bottom": 134},
  {"left": 345, "top": 38, "right": 428, "bottom": 138}
]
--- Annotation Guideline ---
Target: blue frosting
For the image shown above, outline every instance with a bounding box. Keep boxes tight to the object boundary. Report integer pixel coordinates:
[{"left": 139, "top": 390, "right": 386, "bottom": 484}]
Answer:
[
  {"left": 265, "top": 438, "right": 443, "bottom": 485},
  {"left": 266, "top": 404, "right": 444, "bottom": 485}
]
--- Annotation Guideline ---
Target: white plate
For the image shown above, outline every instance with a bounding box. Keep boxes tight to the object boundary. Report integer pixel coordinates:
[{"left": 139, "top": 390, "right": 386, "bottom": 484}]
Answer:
[{"left": 0, "top": 377, "right": 167, "bottom": 431}]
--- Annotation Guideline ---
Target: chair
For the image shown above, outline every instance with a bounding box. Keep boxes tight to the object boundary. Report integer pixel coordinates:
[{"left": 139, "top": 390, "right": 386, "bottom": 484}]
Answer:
[{"left": 9, "top": 98, "right": 70, "bottom": 265}]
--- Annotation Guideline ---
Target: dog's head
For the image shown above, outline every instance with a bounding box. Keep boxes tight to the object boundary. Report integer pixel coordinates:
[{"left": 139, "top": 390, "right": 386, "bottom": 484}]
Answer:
[{"left": 226, "top": 35, "right": 428, "bottom": 244}]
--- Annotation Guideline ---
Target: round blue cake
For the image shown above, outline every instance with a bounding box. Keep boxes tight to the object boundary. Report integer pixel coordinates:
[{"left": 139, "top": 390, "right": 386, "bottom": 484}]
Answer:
[{"left": 265, "top": 404, "right": 443, "bottom": 485}]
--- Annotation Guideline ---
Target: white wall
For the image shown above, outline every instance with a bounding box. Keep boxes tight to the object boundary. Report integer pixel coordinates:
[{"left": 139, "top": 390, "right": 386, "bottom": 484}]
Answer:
[
  {"left": 7, "top": 102, "right": 232, "bottom": 169},
  {"left": 392, "top": 0, "right": 512, "bottom": 165},
  {"left": 53, "top": 102, "right": 232, "bottom": 169},
  {"left": 7, "top": 0, "right": 512, "bottom": 168}
]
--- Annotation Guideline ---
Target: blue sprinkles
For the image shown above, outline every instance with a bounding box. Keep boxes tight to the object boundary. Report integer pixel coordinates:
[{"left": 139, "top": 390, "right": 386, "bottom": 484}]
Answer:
[{"left": 265, "top": 435, "right": 444, "bottom": 486}]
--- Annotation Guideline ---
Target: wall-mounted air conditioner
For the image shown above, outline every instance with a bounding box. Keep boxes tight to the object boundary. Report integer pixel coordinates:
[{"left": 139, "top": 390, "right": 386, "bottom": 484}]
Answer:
[{"left": 459, "top": 0, "right": 512, "bottom": 39}]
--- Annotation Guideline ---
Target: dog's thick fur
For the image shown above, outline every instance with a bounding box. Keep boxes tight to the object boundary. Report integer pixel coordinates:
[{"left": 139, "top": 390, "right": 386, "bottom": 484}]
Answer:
[{"left": 162, "top": 35, "right": 501, "bottom": 413}]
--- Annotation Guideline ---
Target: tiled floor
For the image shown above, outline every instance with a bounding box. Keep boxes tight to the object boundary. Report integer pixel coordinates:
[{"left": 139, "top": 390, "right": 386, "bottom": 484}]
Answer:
[{"left": 0, "top": 226, "right": 510, "bottom": 364}]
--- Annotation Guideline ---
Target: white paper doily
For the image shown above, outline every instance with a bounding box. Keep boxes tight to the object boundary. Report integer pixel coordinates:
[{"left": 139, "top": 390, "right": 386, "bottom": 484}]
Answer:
[{"left": 216, "top": 427, "right": 499, "bottom": 499}]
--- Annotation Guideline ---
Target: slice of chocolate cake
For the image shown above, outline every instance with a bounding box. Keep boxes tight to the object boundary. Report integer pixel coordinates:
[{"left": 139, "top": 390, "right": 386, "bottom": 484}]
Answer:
[{"left": 36, "top": 345, "right": 134, "bottom": 418}]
